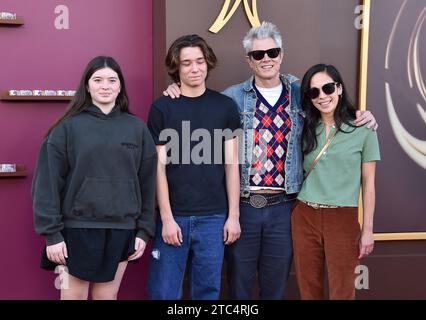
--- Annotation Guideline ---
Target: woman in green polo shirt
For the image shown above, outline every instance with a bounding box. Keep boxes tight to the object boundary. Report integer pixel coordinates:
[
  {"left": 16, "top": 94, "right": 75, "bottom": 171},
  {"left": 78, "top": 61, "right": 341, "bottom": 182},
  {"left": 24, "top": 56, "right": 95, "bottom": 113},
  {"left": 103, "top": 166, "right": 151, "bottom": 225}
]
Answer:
[{"left": 292, "top": 64, "right": 380, "bottom": 300}]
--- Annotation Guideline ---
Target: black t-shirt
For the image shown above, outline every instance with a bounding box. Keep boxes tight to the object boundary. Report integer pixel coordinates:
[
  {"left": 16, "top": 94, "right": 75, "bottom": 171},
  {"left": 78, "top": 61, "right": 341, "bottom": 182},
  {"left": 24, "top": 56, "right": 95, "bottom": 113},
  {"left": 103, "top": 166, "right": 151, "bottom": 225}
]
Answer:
[{"left": 147, "top": 89, "right": 241, "bottom": 215}]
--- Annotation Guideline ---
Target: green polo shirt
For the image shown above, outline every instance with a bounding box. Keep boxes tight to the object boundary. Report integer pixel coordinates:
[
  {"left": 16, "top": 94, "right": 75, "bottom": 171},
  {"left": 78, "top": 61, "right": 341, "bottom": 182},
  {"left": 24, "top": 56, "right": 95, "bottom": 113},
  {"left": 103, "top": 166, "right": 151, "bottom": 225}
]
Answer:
[{"left": 298, "top": 122, "right": 380, "bottom": 207}]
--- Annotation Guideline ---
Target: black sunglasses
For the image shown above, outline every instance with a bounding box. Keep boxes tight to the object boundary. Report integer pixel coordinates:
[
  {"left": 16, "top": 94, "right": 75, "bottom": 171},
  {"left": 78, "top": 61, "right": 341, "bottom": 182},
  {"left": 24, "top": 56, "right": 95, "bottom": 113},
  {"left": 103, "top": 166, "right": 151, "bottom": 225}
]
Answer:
[
  {"left": 306, "top": 82, "right": 340, "bottom": 99},
  {"left": 247, "top": 47, "right": 281, "bottom": 60}
]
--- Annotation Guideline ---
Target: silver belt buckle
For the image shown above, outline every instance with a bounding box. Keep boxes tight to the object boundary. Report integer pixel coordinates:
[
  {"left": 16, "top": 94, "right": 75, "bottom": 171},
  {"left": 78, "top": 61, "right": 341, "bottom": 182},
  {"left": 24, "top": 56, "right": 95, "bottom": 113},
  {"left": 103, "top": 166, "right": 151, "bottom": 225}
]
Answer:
[{"left": 249, "top": 194, "right": 268, "bottom": 208}]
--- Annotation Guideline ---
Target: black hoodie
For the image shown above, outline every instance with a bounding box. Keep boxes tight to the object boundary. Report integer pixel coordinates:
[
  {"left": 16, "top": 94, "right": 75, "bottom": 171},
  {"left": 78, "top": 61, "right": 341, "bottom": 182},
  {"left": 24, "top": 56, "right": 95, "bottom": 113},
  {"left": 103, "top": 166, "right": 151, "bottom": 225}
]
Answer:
[{"left": 32, "top": 105, "right": 157, "bottom": 245}]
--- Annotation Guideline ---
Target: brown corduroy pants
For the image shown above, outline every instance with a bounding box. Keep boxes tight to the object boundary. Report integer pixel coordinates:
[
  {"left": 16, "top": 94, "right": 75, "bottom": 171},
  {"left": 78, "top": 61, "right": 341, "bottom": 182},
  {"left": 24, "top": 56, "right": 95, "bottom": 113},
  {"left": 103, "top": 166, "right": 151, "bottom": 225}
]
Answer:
[{"left": 291, "top": 201, "right": 361, "bottom": 300}]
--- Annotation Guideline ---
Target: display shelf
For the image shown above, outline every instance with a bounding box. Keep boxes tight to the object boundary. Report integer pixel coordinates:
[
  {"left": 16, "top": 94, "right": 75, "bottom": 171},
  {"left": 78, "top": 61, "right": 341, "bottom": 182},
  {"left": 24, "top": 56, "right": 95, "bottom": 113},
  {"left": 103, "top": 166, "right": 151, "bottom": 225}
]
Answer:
[
  {"left": 0, "top": 17, "right": 24, "bottom": 25},
  {"left": 0, "top": 165, "right": 27, "bottom": 178},
  {"left": 0, "top": 91, "right": 73, "bottom": 101}
]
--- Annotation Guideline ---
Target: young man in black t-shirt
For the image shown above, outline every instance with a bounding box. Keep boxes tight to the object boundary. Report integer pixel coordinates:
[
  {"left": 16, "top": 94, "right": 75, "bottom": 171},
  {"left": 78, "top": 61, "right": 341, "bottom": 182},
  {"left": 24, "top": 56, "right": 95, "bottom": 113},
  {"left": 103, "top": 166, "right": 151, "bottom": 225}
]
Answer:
[{"left": 147, "top": 35, "right": 241, "bottom": 299}]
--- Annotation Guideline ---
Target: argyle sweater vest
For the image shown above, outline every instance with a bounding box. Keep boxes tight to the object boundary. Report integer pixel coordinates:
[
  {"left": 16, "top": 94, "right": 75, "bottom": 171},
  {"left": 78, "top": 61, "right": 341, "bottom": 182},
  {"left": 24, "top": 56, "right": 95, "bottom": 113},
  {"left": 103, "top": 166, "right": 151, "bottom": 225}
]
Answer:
[{"left": 250, "top": 85, "right": 292, "bottom": 190}]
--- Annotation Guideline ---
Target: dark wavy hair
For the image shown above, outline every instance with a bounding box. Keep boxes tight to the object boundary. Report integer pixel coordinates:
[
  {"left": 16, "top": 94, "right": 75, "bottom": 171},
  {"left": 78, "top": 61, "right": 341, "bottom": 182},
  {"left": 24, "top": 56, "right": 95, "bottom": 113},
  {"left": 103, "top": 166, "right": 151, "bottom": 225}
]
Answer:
[
  {"left": 45, "top": 56, "right": 129, "bottom": 137},
  {"left": 165, "top": 34, "right": 217, "bottom": 83},
  {"left": 301, "top": 64, "right": 357, "bottom": 154}
]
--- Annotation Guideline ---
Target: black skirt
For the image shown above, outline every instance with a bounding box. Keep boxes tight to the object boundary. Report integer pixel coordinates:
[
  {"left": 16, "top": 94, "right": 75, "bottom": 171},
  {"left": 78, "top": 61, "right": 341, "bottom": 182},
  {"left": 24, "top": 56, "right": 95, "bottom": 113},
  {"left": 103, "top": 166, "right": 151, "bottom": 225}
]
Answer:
[{"left": 40, "top": 228, "right": 137, "bottom": 283}]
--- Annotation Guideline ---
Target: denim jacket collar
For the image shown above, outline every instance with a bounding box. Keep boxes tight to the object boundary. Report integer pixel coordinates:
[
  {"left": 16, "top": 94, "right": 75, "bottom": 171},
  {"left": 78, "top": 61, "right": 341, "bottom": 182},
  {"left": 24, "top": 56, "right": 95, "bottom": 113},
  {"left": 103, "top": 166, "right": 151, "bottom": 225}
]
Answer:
[{"left": 242, "top": 74, "right": 299, "bottom": 92}]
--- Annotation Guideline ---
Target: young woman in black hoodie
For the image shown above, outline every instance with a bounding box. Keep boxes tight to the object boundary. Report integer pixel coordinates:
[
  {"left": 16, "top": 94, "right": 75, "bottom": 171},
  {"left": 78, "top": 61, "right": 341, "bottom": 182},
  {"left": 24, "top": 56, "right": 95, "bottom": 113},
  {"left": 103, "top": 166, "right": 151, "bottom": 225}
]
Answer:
[{"left": 32, "top": 56, "right": 157, "bottom": 299}]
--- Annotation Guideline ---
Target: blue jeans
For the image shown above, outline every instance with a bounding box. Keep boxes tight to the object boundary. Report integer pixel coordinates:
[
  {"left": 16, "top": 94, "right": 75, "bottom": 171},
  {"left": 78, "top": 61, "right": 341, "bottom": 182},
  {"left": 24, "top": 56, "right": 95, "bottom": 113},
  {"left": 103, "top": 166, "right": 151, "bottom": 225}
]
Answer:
[
  {"left": 148, "top": 213, "right": 226, "bottom": 300},
  {"left": 226, "top": 200, "right": 294, "bottom": 299}
]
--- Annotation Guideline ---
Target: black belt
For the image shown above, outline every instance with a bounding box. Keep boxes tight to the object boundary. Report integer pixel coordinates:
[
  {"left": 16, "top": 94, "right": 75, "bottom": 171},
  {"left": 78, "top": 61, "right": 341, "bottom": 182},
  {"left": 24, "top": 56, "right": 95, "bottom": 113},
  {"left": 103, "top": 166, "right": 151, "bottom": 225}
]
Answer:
[{"left": 240, "top": 192, "right": 296, "bottom": 209}]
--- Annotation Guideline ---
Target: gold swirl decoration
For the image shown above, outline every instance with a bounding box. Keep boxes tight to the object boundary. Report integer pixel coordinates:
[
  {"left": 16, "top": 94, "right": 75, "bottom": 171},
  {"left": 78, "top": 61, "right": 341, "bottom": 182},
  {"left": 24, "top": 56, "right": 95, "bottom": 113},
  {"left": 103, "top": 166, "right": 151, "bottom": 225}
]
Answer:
[
  {"left": 209, "top": 0, "right": 261, "bottom": 33},
  {"left": 385, "top": 0, "right": 426, "bottom": 170}
]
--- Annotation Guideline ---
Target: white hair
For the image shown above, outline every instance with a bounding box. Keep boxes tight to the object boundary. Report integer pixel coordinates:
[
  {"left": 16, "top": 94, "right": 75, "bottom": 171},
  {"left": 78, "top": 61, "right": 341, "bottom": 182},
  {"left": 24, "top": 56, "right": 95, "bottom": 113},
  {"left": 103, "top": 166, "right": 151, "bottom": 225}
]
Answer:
[{"left": 242, "top": 21, "right": 283, "bottom": 53}]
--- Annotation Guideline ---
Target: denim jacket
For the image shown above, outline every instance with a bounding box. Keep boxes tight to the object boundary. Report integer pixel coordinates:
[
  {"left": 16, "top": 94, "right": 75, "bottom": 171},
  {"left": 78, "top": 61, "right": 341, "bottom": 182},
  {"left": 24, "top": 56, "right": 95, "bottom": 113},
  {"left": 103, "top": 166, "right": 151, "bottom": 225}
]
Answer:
[{"left": 222, "top": 74, "right": 304, "bottom": 197}]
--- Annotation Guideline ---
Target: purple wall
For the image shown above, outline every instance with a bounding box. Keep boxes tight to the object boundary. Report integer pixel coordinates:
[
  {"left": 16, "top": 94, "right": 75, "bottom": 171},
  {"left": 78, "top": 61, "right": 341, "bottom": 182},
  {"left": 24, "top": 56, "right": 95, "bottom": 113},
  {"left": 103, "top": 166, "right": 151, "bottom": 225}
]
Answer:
[{"left": 0, "top": 0, "right": 153, "bottom": 299}]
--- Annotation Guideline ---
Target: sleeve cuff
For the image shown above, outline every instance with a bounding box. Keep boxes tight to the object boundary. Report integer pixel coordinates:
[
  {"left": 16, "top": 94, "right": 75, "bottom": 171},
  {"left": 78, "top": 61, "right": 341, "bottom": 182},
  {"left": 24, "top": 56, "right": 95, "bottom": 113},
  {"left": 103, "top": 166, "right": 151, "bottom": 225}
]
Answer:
[
  {"left": 45, "top": 232, "right": 64, "bottom": 246},
  {"left": 136, "top": 229, "right": 151, "bottom": 242}
]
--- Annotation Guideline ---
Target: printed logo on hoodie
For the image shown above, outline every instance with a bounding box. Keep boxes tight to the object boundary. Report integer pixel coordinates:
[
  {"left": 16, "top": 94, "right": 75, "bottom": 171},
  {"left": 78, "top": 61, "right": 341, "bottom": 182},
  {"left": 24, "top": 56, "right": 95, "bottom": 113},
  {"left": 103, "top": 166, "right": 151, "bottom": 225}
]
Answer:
[{"left": 121, "top": 142, "right": 138, "bottom": 149}]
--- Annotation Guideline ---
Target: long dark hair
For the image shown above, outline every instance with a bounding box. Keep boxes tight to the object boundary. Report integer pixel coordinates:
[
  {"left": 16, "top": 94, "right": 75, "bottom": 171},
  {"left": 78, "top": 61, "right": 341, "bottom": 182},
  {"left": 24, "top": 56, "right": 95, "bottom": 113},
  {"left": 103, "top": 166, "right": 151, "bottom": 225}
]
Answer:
[
  {"left": 45, "top": 56, "right": 129, "bottom": 137},
  {"left": 165, "top": 34, "right": 217, "bottom": 83},
  {"left": 301, "top": 64, "right": 357, "bottom": 154}
]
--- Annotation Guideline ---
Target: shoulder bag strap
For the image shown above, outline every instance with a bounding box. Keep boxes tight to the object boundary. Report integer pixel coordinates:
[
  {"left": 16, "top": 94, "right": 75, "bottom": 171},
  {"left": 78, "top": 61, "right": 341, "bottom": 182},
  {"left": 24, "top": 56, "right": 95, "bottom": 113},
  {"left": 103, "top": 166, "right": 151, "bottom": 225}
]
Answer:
[{"left": 305, "top": 130, "right": 338, "bottom": 178}]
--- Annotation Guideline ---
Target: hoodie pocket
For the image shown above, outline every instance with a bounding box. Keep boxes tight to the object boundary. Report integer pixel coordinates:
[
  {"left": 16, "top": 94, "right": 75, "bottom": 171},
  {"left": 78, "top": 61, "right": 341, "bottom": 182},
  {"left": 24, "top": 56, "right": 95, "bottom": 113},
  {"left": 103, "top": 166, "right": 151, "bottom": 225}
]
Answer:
[{"left": 72, "top": 177, "right": 139, "bottom": 221}]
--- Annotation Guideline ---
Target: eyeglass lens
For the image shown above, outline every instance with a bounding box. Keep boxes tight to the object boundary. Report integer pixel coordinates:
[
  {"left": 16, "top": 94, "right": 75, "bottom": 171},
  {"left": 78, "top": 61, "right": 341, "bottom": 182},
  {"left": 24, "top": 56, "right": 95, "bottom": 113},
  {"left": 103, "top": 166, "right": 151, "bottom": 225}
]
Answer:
[
  {"left": 249, "top": 48, "right": 281, "bottom": 60},
  {"left": 307, "top": 82, "right": 337, "bottom": 99}
]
